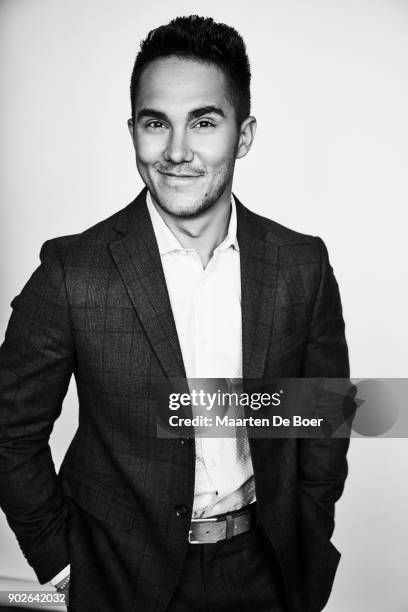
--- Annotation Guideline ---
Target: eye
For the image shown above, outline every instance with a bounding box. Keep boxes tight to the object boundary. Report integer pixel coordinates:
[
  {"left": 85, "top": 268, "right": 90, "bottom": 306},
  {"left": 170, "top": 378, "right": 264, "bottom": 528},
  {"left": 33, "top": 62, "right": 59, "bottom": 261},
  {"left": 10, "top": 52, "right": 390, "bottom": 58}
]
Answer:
[
  {"left": 194, "top": 120, "right": 215, "bottom": 129},
  {"left": 145, "top": 121, "right": 167, "bottom": 130}
]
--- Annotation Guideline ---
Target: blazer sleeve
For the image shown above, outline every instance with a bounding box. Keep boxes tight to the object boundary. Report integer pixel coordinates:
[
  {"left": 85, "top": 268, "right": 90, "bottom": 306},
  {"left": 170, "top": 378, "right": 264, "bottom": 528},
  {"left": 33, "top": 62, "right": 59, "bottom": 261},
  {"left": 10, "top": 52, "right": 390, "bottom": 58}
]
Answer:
[
  {"left": 298, "top": 237, "right": 355, "bottom": 539},
  {"left": 0, "top": 239, "right": 73, "bottom": 583}
]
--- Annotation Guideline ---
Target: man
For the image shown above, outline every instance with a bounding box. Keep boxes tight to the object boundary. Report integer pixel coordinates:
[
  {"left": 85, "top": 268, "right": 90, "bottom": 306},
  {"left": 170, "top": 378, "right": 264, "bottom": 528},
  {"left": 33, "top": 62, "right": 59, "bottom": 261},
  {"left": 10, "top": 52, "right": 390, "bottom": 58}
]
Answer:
[{"left": 0, "top": 15, "right": 351, "bottom": 612}]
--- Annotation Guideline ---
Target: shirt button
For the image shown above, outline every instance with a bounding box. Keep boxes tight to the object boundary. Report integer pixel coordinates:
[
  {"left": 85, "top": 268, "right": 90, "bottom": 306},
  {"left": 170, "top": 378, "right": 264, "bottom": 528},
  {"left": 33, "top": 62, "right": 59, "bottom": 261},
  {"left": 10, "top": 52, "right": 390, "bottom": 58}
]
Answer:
[
  {"left": 180, "top": 438, "right": 190, "bottom": 447},
  {"left": 175, "top": 505, "right": 188, "bottom": 518}
]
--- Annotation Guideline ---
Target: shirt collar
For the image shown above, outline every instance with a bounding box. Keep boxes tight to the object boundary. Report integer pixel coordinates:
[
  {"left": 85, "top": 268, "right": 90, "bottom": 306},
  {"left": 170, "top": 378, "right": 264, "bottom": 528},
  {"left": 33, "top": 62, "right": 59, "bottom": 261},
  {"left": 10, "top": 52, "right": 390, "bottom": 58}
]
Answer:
[{"left": 146, "top": 191, "right": 240, "bottom": 256}]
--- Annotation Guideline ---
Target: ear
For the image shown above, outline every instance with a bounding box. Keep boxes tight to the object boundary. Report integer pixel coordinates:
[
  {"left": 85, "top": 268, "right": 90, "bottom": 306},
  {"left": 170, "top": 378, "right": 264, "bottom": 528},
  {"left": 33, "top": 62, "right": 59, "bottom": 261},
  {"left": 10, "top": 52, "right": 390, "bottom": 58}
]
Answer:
[
  {"left": 236, "top": 116, "right": 257, "bottom": 159},
  {"left": 127, "top": 118, "right": 134, "bottom": 139}
]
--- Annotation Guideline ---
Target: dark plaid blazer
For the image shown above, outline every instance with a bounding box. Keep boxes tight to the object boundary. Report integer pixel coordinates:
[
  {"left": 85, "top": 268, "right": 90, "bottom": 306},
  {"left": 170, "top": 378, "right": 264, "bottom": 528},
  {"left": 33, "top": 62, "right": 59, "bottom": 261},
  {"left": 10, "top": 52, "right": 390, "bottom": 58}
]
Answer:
[{"left": 0, "top": 188, "right": 351, "bottom": 612}]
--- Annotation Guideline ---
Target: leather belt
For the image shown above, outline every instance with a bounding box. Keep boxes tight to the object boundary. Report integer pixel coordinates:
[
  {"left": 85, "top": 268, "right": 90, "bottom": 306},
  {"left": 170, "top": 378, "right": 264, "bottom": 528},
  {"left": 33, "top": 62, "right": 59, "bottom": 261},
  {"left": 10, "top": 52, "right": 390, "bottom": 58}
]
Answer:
[{"left": 188, "top": 503, "right": 257, "bottom": 544}]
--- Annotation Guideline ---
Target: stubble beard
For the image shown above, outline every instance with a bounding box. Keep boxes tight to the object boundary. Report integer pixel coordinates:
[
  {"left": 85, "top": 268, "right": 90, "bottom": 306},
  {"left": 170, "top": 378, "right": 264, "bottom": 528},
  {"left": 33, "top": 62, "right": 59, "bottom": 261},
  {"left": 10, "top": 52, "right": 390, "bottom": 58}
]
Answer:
[{"left": 141, "top": 158, "right": 236, "bottom": 219}]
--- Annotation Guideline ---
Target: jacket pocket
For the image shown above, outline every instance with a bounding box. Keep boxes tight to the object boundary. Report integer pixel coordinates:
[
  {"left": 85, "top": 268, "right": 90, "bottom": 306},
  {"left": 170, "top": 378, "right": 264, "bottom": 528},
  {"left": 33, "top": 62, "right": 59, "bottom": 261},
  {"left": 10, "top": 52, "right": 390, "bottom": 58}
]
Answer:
[{"left": 62, "top": 472, "right": 136, "bottom": 531}]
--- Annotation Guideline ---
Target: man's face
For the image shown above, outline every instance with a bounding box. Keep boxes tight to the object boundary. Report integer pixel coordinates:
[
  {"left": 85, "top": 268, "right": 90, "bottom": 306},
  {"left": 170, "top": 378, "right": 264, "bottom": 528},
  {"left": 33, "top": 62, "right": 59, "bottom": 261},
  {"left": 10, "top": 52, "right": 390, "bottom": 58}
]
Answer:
[{"left": 129, "top": 56, "right": 243, "bottom": 217}]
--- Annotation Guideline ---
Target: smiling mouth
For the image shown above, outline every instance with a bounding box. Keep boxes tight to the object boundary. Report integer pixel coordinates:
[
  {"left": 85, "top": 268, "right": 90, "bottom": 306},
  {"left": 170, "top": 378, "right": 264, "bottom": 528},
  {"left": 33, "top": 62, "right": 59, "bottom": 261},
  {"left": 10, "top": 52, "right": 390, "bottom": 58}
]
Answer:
[{"left": 158, "top": 170, "right": 204, "bottom": 179}]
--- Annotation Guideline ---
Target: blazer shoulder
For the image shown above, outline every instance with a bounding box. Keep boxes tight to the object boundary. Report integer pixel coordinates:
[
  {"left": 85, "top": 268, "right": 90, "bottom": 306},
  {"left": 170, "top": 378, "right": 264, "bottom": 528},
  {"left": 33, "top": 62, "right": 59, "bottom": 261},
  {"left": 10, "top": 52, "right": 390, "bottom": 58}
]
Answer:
[
  {"left": 247, "top": 207, "right": 317, "bottom": 245},
  {"left": 241, "top": 205, "right": 326, "bottom": 268},
  {"left": 41, "top": 196, "right": 140, "bottom": 259}
]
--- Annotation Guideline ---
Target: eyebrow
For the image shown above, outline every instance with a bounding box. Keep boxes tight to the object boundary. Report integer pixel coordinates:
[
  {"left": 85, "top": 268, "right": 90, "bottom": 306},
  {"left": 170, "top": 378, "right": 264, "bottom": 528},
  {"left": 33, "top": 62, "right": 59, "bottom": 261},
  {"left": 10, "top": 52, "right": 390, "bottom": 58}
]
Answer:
[{"left": 136, "top": 105, "right": 226, "bottom": 122}]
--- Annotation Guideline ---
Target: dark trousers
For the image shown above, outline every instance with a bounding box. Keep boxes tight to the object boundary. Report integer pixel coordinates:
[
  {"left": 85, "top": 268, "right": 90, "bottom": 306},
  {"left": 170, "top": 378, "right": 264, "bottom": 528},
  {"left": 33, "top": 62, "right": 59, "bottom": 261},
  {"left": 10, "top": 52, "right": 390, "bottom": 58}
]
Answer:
[{"left": 167, "top": 525, "right": 288, "bottom": 611}]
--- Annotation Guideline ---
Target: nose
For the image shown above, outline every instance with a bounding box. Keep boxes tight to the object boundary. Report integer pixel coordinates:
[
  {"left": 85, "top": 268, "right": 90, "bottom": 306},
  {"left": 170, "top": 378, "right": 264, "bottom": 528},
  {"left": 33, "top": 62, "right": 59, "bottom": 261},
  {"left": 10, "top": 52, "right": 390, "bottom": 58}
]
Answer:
[{"left": 163, "top": 128, "right": 193, "bottom": 164}]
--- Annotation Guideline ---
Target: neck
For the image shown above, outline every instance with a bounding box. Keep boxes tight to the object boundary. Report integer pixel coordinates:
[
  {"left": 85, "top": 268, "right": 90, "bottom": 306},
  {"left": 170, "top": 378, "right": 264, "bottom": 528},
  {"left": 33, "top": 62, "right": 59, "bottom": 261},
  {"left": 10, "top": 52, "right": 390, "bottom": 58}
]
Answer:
[{"left": 151, "top": 190, "right": 233, "bottom": 268}]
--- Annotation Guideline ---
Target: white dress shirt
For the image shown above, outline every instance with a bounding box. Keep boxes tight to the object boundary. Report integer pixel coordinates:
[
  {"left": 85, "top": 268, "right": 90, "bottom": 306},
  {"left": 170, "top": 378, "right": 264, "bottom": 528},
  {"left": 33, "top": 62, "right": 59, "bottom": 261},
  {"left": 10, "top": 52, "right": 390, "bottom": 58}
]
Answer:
[{"left": 146, "top": 191, "right": 255, "bottom": 518}]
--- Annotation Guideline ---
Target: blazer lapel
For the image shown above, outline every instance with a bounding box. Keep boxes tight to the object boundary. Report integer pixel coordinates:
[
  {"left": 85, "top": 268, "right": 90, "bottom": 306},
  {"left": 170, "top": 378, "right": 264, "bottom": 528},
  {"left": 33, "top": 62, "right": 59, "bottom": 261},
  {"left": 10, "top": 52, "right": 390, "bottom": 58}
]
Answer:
[
  {"left": 236, "top": 196, "right": 280, "bottom": 380},
  {"left": 109, "top": 188, "right": 186, "bottom": 379}
]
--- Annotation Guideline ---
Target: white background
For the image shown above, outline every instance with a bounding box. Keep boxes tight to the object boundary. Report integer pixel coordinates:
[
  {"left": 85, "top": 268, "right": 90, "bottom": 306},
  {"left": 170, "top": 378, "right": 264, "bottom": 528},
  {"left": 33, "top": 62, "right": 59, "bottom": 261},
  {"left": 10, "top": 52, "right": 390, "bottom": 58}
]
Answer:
[{"left": 1, "top": 1, "right": 407, "bottom": 610}]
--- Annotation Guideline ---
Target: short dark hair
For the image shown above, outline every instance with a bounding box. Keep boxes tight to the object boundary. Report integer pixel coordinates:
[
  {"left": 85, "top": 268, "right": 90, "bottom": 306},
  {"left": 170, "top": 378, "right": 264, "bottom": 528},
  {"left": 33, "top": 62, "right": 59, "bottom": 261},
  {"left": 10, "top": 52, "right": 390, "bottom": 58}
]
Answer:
[{"left": 130, "top": 15, "right": 251, "bottom": 127}]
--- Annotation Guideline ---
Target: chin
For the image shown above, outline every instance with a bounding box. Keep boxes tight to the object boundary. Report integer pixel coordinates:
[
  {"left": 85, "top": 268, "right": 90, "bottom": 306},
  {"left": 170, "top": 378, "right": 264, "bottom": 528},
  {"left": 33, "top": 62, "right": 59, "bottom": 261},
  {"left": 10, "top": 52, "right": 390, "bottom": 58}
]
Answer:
[{"left": 154, "top": 190, "right": 214, "bottom": 218}]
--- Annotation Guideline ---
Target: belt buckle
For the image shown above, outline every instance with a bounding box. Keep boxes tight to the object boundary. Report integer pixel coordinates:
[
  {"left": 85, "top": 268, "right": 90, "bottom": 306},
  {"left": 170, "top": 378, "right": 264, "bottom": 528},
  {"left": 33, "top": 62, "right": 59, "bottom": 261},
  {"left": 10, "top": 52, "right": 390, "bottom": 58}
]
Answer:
[{"left": 188, "top": 517, "right": 218, "bottom": 544}]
